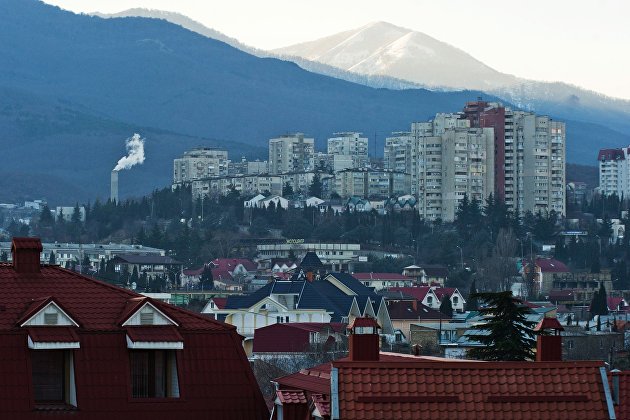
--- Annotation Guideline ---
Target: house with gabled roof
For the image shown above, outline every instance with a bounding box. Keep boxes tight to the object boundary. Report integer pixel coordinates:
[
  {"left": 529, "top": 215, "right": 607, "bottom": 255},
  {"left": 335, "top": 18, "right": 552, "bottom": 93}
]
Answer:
[
  {"left": 202, "top": 273, "right": 395, "bottom": 355},
  {"left": 270, "top": 317, "right": 620, "bottom": 420},
  {"left": 0, "top": 238, "right": 267, "bottom": 418},
  {"left": 352, "top": 272, "right": 414, "bottom": 290}
]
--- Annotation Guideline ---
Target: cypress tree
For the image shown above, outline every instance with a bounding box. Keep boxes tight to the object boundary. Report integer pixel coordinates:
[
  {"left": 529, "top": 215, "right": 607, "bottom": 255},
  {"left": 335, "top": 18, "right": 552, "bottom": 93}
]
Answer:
[
  {"left": 465, "top": 278, "right": 479, "bottom": 311},
  {"left": 466, "top": 291, "right": 538, "bottom": 361},
  {"left": 48, "top": 251, "right": 56, "bottom": 265},
  {"left": 440, "top": 296, "right": 454, "bottom": 317}
]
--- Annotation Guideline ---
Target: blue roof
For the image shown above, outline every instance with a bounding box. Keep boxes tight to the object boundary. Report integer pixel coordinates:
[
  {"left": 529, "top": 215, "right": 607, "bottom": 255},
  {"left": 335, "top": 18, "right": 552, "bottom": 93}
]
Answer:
[
  {"left": 326, "top": 273, "right": 376, "bottom": 296},
  {"left": 270, "top": 281, "right": 305, "bottom": 294},
  {"left": 225, "top": 282, "right": 274, "bottom": 309}
]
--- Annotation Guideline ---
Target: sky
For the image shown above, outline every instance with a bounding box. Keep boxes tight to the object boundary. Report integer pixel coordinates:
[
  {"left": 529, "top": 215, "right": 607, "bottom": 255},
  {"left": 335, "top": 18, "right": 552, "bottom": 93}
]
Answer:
[{"left": 43, "top": 0, "right": 630, "bottom": 100}]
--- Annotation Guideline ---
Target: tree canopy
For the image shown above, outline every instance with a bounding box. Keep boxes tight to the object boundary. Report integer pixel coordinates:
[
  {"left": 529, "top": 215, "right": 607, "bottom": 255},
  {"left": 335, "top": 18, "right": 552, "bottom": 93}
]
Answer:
[{"left": 466, "top": 291, "right": 538, "bottom": 361}]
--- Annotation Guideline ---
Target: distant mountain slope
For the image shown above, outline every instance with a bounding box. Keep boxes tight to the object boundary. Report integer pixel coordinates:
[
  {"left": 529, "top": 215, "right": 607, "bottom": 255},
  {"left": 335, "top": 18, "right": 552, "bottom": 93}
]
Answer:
[
  {"left": 0, "top": 86, "right": 265, "bottom": 204},
  {"left": 274, "top": 22, "right": 630, "bottom": 135}
]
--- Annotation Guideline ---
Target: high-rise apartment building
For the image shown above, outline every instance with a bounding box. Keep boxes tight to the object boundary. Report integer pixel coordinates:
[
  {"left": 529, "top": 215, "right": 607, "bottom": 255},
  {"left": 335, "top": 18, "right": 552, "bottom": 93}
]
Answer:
[
  {"left": 463, "top": 101, "right": 566, "bottom": 216},
  {"left": 598, "top": 147, "right": 630, "bottom": 197},
  {"left": 173, "top": 147, "right": 228, "bottom": 185},
  {"left": 268, "top": 133, "right": 315, "bottom": 174},
  {"left": 333, "top": 169, "right": 410, "bottom": 199},
  {"left": 327, "top": 132, "right": 369, "bottom": 169}
]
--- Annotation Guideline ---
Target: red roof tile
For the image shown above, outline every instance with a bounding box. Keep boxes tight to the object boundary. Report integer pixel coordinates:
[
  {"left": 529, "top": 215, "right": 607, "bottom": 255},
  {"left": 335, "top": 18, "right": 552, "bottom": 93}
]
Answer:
[
  {"left": 212, "top": 258, "right": 257, "bottom": 272},
  {"left": 387, "top": 301, "right": 446, "bottom": 320},
  {"left": 276, "top": 389, "right": 307, "bottom": 405},
  {"left": 389, "top": 287, "right": 432, "bottom": 302},
  {"left": 615, "top": 371, "right": 630, "bottom": 420},
  {"left": 536, "top": 258, "right": 570, "bottom": 273},
  {"left": 253, "top": 323, "right": 344, "bottom": 353},
  {"left": 608, "top": 297, "right": 626, "bottom": 311},
  {"left": 27, "top": 327, "right": 79, "bottom": 343},
  {"left": 333, "top": 360, "right": 611, "bottom": 419},
  {"left": 211, "top": 297, "right": 228, "bottom": 309},
  {"left": 535, "top": 317, "right": 564, "bottom": 331},
  {"left": 126, "top": 326, "right": 184, "bottom": 343},
  {"left": 311, "top": 394, "right": 330, "bottom": 417},
  {"left": 0, "top": 264, "right": 229, "bottom": 331}
]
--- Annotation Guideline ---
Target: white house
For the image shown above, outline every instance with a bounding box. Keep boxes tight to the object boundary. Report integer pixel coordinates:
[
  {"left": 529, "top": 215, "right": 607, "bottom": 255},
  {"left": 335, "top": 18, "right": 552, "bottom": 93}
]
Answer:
[
  {"left": 243, "top": 194, "right": 265, "bottom": 208},
  {"left": 258, "top": 195, "right": 289, "bottom": 209}
]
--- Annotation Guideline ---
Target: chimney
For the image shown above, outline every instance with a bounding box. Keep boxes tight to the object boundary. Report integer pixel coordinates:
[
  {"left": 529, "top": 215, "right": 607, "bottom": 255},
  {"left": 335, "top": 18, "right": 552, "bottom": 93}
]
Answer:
[
  {"left": 11, "top": 237, "right": 43, "bottom": 274},
  {"left": 534, "top": 317, "right": 564, "bottom": 361},
  {"left": 111, "top": 170, "right": 119, "bottom": 203},
  {"left": 347, "top": 317, "right": 380, "bottom": 361}
]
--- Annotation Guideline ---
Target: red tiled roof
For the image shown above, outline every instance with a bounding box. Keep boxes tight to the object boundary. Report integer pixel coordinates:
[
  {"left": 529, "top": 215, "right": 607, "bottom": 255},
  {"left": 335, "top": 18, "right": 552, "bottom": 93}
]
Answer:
[
  {"left": 0, "top": 264, "right": 230, "bottom": 331},
  {"left": 211, "top": 297, "right": 228, "bottom": 309},
  {"left": 333, "top": 360, "right": 611, "bottom": 419},
  {"left": 276, "top": 364, "right": 332, "bottom": 395},
  {"left": 389, "top": 287, "right": 432, "bottom": 302},
  {"left": 535, "top": 317, "right": 564, "bottom": 331},
  {"left": 433, "top": 287, "right": 458, "bottom": 300},
  {"left": 212, "top": 258, "right": 257, "bottom": 272},
  {"left": 311, "top": 394, "right": 330, "bottom": 417},
  {"left": 27, "top": 327, "right": 79, "bottom": 343},
  {"left": 212, "top": 268, "right": 234, "bottom": 281},
  {"left": 126, "top": 326, "right": 184, "bottom": 343},
  {"left": 615, "top": 371, "right": 630, "bottom": 420},
  {"left": 253, "top": 323, "right": 344, "bottom": 353},
  {"left": 276, "top": 389, "right": 307, "bottom": 405},
  {"left": 607, "top": 297, "right": 626, "bottom": 310},
  {"left": 352, "top": 273, "right": 412, "bottom": 281},
  {"left": 183, "top": 267, "right": 204, "bottom": 276},
  {"left": 536, "top": 258, "right": 570, "bottom": 273},
  {"left": 387, "top": 301, "right": 446, "bottom": 320},
  {"left": 419, "top": 264, "right": 449, "bottom": 277}
]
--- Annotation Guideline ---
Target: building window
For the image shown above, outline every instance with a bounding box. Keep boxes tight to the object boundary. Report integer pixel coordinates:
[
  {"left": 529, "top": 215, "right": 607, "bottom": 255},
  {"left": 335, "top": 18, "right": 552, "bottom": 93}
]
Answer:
[
  {"left": 130, "top": 350, "right": 179, "bottom": 399},
  {"left": 31, "top": 350, "right": 76, "bottom": 407}
]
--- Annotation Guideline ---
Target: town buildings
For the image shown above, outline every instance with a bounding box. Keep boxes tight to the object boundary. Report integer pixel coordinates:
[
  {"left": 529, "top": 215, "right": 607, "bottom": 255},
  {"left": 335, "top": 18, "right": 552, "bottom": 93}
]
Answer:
[
  {"left": 0, "top": 241, "right": 165, "bottom": 272},
  {"left": 173, "top": 147, "right": 229, "bottom": 184},
  {"left": 271, "top": 317, "right": 618, "bottom": 420},
  {"left": 598, "top": 147, "right": 630, "bottom": 197},
  {"left": 326, "top": 132, "right": 369, "bottom": 169},
  {"left": 464, "top": 100, "right": 566, "bottom": 216},
  {"left": 268, "top": 133, "right": 315, "bottom": 174},
  {"left": 333, "top": 168, "right": 411, "bottom": 199},
  {"left": 0, "top": 237, "right": 267, "bottom": 418},
  {"left": 257, "top": 242, "right": 361, "bottom": 272}
]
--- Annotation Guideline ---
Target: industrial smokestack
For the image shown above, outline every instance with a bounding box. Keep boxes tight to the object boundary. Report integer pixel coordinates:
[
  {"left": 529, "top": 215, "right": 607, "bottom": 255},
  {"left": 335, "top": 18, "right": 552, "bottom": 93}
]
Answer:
[
  {"left": 111, "top": 170, "right": 119, "bottom": 203},
  {"left": 110, "top": 133, "right": 146, "bottom": 204}
]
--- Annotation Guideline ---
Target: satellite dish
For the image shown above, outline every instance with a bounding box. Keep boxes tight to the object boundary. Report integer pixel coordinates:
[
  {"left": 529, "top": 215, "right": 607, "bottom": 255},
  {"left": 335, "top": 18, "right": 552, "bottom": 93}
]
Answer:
[{"left": 131, "top": 282, "right": 137, "bottom": 290}]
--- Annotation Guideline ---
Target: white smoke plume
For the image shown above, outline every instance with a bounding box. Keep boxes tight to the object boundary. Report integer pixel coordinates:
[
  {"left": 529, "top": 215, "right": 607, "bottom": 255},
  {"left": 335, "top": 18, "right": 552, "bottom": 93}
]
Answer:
[{"left": 113, "top": 133, "right": 145, "bottom": 171}]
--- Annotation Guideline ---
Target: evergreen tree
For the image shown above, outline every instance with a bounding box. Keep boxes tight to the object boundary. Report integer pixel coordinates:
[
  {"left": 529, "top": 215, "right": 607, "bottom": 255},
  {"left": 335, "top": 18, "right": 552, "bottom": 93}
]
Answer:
[
  {"left": 590, "top": 282, "right": 609, "bottom": 317},
  {"left": 71, "top": 203, "right": 82, "bottom": 224},
  {"left": 48, "top": 251, "right": 56, "bottom": 265},
  {"left": 466, "top": 291, "right": 538, "bottom": 361},
  {"left": 282, "top": 182, "right": 294, "bottom": 197},
  {"left": 440, "top": 296, "right": 454, "bottom": 317},
  {"left": 309, "top": 173, "right": 323, "bottom": 198},
  {"left": 39, "top": 205, "right": 54, "bottom": 227},
  {"left": 465, "top": 278, "right": 479, "bottom": 311},
  {"left": 130, "top": 266, "right": 139, "bottom": 286},
  {"left": 200, "top": 264, "right": 214, "bottom": 290}
]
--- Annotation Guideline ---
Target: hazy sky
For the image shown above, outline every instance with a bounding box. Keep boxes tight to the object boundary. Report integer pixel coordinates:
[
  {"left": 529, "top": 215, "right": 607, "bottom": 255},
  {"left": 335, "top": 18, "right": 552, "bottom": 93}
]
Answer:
[{"left": 43, "top": 0, "right": 630, "bottom": 100}]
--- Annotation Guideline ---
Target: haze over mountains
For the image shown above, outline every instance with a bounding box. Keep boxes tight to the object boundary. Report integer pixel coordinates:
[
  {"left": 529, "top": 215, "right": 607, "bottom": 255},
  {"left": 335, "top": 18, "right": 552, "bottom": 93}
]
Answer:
[{"left": 1, "top": 1, "right": 629, "bottom": 204}]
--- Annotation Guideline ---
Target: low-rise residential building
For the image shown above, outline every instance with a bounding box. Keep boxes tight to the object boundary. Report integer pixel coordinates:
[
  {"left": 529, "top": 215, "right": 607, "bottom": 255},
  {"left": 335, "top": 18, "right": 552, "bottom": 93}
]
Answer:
[
  {"left": 352, "top": 272, "right": 415, "bottom": 290},
  {"left": 0, "top": 241, "right": 165, "bottom": 272},
  {"left": 110, "top": 254, "right": 183, "bottom": 281},
  {"left": 257, "top": 242, "right": 361, "bottom": 273},
  {"left": 191, "top": 174, "right": 283, "bottom": 198},
  {"left": 202, "top": 273, "right": 394, "bottom": 354}
]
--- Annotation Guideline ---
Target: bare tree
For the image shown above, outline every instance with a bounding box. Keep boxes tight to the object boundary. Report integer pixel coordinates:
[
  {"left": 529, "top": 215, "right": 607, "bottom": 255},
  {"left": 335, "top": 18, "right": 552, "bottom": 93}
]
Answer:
[{"left": 479, "top": 228, "right": 518, "bottom": 291}]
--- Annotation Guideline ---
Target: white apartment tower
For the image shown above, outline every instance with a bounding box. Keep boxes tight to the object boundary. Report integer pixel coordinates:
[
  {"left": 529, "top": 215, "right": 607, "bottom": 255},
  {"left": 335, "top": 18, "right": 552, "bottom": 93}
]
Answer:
[
  {"left": 598, "top": 147, "right": 630, "bottom": 197},
  {"left": 268, "top": 133, "right": 315, "bottom": 175},
  {"left": 173, "top": 147, "right": 228, "bottom": 185},
  {"left": 327, "top": 132, "right": 369, "bottom": 169}
]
